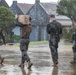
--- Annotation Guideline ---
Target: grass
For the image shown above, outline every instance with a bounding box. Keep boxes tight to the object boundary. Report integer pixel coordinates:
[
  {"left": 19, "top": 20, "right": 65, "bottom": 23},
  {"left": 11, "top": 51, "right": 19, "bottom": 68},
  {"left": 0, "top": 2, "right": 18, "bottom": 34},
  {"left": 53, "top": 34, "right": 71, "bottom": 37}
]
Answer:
[
  {"left": 13, "top": 40, "right": 48, "bottom": 46},
  {"left": 30, "top": 40, "right": 48, "bottom": 45}
]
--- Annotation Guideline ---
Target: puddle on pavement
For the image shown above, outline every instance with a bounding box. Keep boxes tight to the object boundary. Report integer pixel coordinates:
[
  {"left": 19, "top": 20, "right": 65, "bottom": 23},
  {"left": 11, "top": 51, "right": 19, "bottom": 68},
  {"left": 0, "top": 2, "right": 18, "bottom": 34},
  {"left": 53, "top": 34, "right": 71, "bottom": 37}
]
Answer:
[
  {"left": 0, "top": 45, "right": 76, "bottom": 75},
  {"left": 0, "top": 64, "right": 76, "bottom": 75}
]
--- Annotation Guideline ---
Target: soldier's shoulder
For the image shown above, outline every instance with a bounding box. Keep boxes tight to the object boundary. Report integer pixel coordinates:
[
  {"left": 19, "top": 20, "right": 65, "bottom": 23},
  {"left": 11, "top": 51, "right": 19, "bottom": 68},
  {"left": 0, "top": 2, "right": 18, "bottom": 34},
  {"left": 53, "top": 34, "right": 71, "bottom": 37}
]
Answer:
[
  {"left": 47, "top": 23, "right": 50, "bottom": 25},
  {"left": 56, "top": 21, "right": 62, "bottom": 25},
  {"left": 47, "top": 23, "right": 50, "bottom": 26},
  {"left": 47, "top": 23, "right": 53, "bottom": 28},
  {"left": 47, "top": 22, "right": 52, "bottom": 26}
]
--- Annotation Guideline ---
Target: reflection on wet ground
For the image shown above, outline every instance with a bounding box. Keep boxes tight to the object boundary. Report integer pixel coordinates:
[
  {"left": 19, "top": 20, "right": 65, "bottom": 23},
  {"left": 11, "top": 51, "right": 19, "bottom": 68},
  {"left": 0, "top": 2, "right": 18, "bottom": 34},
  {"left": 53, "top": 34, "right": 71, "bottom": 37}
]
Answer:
[{"left": 0, "top": 41, "right": 76, "bottom": 75}]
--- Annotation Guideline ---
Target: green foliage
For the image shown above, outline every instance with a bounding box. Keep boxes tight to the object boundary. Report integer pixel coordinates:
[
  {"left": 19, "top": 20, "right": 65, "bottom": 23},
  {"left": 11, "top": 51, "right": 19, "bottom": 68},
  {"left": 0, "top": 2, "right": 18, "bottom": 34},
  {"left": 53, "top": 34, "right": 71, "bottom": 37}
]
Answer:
[
  {"left": 57, "top": 0, "right": 76, "bottom": 22},
  {"left": 0, "top": 6, "right": 15, "bottom": 34},
  {"left": 63, "top": 27, "right": 73, "bottom": 40},
  {"left": 57, "top": 0, "right": 76, "bottom": 41},
  {"left": 12, "top": 34, "right": 20, "bottom": 42},
  {"left": 5, "top": 34, "right": 20, "bottom": 43},
  {"left": 5, "top": 35, "right": 13, "bottom": 43}
]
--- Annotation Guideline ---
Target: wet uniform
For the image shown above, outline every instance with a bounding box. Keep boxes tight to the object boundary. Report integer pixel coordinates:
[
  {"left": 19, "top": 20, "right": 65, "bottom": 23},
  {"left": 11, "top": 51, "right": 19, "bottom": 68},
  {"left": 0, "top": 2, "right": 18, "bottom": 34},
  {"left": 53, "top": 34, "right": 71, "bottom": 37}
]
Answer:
[
  {"left": 71, "top": 28, "right": 76, "bottom": 59},
  {"left": 47, "top": 20, "right": 62, "bottom": 64},
  {"left": 0, "top": 31, "right": 5, "bottom": 45},
  {"left": 15, "top": 18, "right": 32, "bottom": 64}
]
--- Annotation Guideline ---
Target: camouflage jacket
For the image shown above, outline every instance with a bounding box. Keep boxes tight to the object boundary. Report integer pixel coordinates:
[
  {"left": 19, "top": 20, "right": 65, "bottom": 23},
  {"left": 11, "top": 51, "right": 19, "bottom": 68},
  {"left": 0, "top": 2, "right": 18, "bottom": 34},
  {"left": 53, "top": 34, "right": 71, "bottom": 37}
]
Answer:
[
  {"left": 47, "top": 20, "right": 62, "bottom": 36},
  {"left": 71, "top": 28, "right": 76, "bottom": 42},
  {"left": 15, "top": 18, "right": 32, "bottom": 39},
  {"left": 20, "top": 25, "right": 32, "bottom": 39},
  {"left": 0, "top": 32, "right": 5, "bottom": 44}
]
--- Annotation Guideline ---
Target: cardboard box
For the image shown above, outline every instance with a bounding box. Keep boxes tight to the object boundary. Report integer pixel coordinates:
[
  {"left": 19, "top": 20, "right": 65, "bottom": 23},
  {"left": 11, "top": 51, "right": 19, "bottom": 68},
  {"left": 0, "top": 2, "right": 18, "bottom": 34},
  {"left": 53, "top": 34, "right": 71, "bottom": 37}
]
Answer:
[{"left": 15, "top": 15, "right": 30, "bottom": 25}]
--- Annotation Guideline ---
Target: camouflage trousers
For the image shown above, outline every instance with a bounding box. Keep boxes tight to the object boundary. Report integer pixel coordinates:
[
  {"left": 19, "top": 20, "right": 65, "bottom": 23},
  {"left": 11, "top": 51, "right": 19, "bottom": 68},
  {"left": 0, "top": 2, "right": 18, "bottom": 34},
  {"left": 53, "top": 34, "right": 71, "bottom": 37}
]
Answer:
[
  {"left": 49, "top": 37, "right": 59, "bottom": 63},
  {"left": 20, "top": 39, "right": 30, "bottom": 64},
  {"left": 72, "top": 41, "right": 76, "bottom": 59}
]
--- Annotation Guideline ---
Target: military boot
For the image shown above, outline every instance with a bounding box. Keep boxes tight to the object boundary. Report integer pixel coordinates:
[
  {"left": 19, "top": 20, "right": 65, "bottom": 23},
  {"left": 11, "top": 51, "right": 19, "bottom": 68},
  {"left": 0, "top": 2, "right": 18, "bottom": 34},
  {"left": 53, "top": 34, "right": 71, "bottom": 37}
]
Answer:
[
  {"left": 0, "top": 56, "right": 4, "bottom": 65},
  {"left": 70, "top": 59, "right": 76, "bottom": 64},
  {"left": 19, "top": 63, "right": 24, "bottom": 68},
  {"left": 27, "top": 61, "right": 33, "bottom": 70},
  {"left": 52, "top": 61, "right": 58, "bottom": 67}
]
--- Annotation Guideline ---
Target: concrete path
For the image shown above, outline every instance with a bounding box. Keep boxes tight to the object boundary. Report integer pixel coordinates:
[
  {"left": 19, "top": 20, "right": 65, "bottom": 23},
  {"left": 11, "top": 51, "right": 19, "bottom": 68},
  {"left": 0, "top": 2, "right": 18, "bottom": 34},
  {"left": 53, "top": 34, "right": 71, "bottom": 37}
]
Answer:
[{"left": 0, "top": 40, "right": 75, "bottom": 75}]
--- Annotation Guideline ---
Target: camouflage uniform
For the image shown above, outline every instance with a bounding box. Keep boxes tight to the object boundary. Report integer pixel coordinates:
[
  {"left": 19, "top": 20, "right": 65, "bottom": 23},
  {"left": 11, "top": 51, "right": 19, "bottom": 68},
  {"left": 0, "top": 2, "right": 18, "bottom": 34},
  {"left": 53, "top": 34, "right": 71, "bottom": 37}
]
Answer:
[
  {"left": 0, "top": 29, "right": 5, "bottom": 65},
  {"left": 47, "top": 20, "right": 62, "bottom": 64},
  {"left": 71, "top": 28, "right": 76, "bottom": 60},
  {"left": 20, "top": 25, "right": 32, "bottom": 64},
  {"left": 0, "top": 29, "right": 5, "bottom": 45},
  {"left": 15, "top": 18, "right": 33, "bottom": 69}
]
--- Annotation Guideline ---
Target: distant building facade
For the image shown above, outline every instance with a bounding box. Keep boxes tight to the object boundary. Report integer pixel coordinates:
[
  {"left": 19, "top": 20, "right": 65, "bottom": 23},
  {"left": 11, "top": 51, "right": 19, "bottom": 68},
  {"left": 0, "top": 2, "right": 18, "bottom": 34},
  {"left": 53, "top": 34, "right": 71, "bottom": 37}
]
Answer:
[{"left": 10, "top": 0, "right": 72, "bottom": 41}]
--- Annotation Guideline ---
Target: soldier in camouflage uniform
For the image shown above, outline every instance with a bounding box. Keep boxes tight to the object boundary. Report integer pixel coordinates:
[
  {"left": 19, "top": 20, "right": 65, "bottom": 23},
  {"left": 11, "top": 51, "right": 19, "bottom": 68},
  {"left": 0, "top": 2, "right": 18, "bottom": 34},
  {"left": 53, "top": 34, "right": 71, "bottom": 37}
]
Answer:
[
  {"left": 70, "top": 27, "right": 76, "bottom": 64},
  {"left": 0, "top": 28, "right": 6, "bottom": 65},
  {"left": 47, "top": 14, "right": 62, "bottom": 67},
  {"left": 15, "top": 15, "right": 33, "bottom": 70}
]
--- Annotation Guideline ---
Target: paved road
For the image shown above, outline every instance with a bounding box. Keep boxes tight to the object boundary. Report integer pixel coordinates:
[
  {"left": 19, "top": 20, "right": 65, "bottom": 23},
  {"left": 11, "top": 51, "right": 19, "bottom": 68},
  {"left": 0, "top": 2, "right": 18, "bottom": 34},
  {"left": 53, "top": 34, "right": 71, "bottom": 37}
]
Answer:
[{"left": 0, "top": 40, "right": 75, "bottom": 75}]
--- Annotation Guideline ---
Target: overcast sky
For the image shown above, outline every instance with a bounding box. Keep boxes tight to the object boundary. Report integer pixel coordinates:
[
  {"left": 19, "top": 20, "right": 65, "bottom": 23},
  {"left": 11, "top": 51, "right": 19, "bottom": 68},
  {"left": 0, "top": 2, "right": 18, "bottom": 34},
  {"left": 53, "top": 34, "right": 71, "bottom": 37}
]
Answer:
[{"left": 5, "top": 0, "right": 58, "bottom": 6}]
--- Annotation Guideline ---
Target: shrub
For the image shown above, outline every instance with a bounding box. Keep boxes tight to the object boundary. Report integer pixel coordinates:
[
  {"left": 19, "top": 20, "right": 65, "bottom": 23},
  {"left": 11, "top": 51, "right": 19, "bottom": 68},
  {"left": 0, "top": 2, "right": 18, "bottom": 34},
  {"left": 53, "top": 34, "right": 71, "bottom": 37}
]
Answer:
[
  {"left": 12, "top": 34, "right": 20, "bottom": 43},
  {"left": 5, "top": 34, "right": 20, "bottom": 43},
  {"left": 62, "top": 27, "right": 73, "bottom": 41}
]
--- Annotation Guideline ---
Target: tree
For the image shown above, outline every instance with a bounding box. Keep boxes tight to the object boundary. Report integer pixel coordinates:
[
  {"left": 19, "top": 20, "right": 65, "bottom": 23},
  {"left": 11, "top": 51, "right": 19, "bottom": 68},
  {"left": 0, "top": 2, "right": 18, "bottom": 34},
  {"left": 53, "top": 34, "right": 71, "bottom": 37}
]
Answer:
[
  {"left": 0, "top": 6, "right": 15, "bottom": 35},
  {"left": 57, "top": 0, "right": 76, "bottom": 27}
]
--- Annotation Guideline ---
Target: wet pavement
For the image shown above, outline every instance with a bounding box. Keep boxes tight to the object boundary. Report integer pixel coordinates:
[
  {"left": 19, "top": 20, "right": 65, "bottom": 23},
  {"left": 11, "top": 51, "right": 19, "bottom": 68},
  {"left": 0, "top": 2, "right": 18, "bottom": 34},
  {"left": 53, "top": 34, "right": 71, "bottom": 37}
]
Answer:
[{"left": 0, "top": 40, "right": 76, "bottom": 75}]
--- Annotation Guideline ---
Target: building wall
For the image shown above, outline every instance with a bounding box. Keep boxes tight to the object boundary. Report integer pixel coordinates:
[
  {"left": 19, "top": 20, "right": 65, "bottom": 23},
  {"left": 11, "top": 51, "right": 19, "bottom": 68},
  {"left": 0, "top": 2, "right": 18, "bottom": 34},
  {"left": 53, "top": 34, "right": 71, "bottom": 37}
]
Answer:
[
  {"left": 30, "top": 26, "right": 37, "bottom": 41},
  {"left": 27, "top": 2, "right": 49, "bottom": 41},
  {"left": 12, "top": 27, "right": 20, "bottom": 35},
  {"left": 10, "top": 1, "right": 23, "bottom": 15}
]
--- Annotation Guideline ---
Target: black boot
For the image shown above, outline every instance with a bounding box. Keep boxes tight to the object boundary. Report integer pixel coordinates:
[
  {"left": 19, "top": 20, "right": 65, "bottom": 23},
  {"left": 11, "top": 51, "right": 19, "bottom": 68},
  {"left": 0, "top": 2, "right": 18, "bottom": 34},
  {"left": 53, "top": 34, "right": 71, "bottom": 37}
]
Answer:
[
  {"left": 0, "top": 56, "right": 4, "bottom": 65},
  {"left": 70, "top": 59, "right": 76, "bottom": 64},
  {"left": 27, "top": 61, "right": 33, "bottom": 70},
  {"left": 19, "top": 63, "right": 24, "bottom": 68}
]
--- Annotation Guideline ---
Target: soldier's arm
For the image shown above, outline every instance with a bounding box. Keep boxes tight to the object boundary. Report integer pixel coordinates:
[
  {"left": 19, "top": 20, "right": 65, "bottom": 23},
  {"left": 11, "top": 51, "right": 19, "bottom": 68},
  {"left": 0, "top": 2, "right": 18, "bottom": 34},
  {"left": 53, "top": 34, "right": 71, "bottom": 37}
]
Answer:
[
  {"left": 59, "top": 23, "right": 62, "bottom": 35},
  {"left": 15, "top": 18, "right": 26, "bottom": 27},
  {"left": 56, "top": 22, "right": 63, "bottom": 39},
  {"left": 46, "top": 24, "right": 50, "bottom": 34},
  {"left": 70, "top": 32, "right": 75, "bottom": 43}
]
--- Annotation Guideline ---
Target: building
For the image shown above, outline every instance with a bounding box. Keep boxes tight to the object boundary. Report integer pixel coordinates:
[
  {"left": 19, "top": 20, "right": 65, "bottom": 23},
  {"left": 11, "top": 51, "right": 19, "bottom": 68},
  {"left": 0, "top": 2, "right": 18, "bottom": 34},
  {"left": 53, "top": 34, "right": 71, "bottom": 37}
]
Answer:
[
  {"left": 11, "top": 0, "right": 72, "bottom": 41},
  {"left": 0, "top": 0, "right": 9, "bottom": 8}
]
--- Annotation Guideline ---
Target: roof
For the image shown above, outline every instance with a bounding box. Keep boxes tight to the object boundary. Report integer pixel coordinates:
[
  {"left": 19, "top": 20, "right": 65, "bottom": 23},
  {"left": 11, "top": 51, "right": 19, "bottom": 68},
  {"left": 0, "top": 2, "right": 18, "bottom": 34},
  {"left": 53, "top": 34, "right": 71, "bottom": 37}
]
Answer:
[
  {"left": 17, "top": 3, "right": 57, "bottom": 14},
  {"left": 41, "top": 2, "right": 57, "bottom": 15},
  {"left": 56, "top": 15, "right": 70, "bottom": 20},
  {"left": 0, "top": 0, "right": 9, "bottom": 8},
  {"left": 16, "top": 2, "right": 57, "bottom": 15},
  {"left": 17, "top": 3, "right": 33, "bottom": 14},
  {"left": 11, "top": 1, "right": 71, "bottom": 21},
  {"left": 10, "top": 1, "right": 24, "bottom": 15}
]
